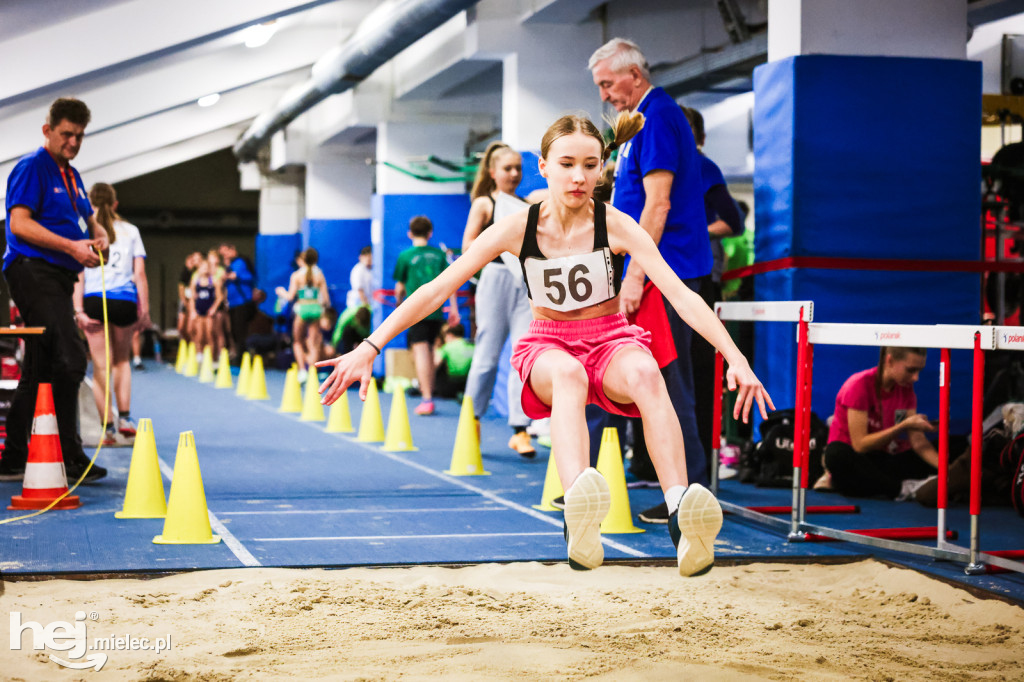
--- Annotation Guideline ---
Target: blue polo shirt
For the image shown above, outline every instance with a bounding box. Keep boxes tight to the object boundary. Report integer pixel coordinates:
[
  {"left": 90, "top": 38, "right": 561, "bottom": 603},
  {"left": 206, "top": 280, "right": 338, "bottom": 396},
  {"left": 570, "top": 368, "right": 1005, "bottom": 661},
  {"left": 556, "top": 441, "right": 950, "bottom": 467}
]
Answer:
[
  {"left": 612, "top": 87, "right": 711, "bottom": 280},
  {"left": 225, "top": 256, "right": 255, "bottom": 308},
  {"left": 4, "top": 146, "right": 93, "bottom": 273}
]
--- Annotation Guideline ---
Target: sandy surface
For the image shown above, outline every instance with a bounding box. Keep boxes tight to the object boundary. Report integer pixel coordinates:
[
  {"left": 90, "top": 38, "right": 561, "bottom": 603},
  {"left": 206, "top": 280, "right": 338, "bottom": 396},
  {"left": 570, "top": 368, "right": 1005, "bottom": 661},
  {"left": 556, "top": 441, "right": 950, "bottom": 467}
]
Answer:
[{"left": 1, "top": 559, "right": 1022, "bottom": 681}]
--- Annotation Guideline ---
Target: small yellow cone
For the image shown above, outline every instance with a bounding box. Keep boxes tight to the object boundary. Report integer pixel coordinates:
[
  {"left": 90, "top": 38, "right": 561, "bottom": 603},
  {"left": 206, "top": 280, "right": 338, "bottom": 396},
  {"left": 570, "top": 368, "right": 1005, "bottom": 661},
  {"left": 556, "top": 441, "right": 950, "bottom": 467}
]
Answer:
[
  {"left": 245, "top": 355, "right": 270, "bottom": 400},
  {"left": 174, "top": 340, "right": 187, "bottom": 374},
  {"left": 300, "top": 369, "right": 325, "bottom": 422},
  {"left": 153, "top": 431, "right": 221, "bottom": 545},
  {"left": 279, "top": 367, "right": 302, "bottom": 413},
  {"left": 596, "top": 427, "right": 644, "bottom": 534},
  {"left": 198, "top": 346, "right": 215, "bottom": 383},
  {"left": 356, "top": 379, "right": 385, "bottom": 442},
  {"left": 325, "top": 390, "right": 354, "bottom": 433},
  {"left": 532, "top": 450, "right": 564, "bottom": 511},
  {"left": 445, "top": 395, "right": 490, "bottom": 476},
  {"left": 215, "top": 348, "right": 233, "bottom": 388},
  {"left": 383, "top": 388, "right": 417, "bottom": 451},
  {"left": 115, "top": 418, "right": 167, "bottom": 519},
  {"left": 236, "top": 352, "right": 252, "bottom": 396},
  {"left": 184, "top": 342, "right": 199, "bottom": 377}
]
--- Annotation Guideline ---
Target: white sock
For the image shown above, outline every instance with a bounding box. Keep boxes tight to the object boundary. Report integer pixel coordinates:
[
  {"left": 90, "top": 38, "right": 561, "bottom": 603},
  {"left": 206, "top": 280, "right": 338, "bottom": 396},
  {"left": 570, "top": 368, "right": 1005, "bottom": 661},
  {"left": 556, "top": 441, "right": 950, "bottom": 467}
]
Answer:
[{"left": 664, "top": 485, "right": 688, "bottom": 515}]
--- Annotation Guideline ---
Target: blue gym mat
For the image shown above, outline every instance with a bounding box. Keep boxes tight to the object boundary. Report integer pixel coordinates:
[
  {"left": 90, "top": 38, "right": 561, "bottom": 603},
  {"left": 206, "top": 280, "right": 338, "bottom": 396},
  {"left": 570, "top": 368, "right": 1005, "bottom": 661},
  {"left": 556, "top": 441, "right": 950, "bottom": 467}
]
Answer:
[{"left": 1, "top": 363, "right": 1022, "bottom": 604}]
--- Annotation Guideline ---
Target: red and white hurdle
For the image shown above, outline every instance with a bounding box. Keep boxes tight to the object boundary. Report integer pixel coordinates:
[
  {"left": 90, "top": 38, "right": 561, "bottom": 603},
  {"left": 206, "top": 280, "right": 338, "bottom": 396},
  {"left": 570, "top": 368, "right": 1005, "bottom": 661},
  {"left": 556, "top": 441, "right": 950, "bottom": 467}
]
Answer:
[
  {"left": 797, "top": 322, "right": 1024, "bottom": 575},
  {"left": 712, "top": 301, "right": 856, "bottom": 533}
]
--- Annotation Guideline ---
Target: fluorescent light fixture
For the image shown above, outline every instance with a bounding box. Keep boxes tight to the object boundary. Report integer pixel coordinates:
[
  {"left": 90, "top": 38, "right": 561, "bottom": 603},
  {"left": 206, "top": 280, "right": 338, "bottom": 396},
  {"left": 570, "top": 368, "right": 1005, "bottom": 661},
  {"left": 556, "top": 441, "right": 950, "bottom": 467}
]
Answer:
[
  {"left": 197, "top": 93, "right": 221, "bottom": 107},
  {"left": 242, "top": 21, "right": 277, "bottom": 48}
]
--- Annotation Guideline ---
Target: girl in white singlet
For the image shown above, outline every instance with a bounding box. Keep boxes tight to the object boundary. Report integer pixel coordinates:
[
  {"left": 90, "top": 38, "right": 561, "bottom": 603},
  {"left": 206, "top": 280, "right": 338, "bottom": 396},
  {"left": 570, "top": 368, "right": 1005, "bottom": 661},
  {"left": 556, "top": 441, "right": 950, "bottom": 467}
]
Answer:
[{"left": 317, "top": 113, "right": 774, "bottom": 577}]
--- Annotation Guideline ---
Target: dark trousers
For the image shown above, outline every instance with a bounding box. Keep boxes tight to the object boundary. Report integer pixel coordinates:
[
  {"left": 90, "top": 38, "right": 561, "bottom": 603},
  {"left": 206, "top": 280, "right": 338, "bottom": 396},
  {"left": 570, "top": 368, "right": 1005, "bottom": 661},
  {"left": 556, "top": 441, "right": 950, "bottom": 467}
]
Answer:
[
  {"left": 433, "top": 365, "right": 467, "bottom": 399},
  {"left": 823, "top": 441, "right": 936, "bottom": 499},
  {"left": 2, "top": 258, "right": 89, "bottom": 467},
  {"left": 228, "top": 301, "right": 256, "bottom": 361},
  {"left": 689, "top": 276, "right": 719, "bottom": 475}
]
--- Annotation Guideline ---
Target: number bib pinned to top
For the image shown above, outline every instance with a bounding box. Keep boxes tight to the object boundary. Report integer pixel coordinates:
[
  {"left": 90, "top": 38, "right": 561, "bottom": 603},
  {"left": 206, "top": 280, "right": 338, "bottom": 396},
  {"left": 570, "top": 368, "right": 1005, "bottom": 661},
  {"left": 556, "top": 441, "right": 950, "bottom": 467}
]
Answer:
[{"left": 522, "top": 248, "right": 616, "bottom": 312}]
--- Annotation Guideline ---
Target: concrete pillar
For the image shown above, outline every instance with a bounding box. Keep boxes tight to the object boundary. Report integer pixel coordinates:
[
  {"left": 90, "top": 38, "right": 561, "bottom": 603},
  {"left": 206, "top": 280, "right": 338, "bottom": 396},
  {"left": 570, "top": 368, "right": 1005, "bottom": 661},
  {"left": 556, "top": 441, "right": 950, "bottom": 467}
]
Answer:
[
  {"left": 374, "top": 121, "right": 472, "bottom": 356},
  {"left": 304, "top": 149, "right": 374, "bottom": 311},
  {"left": 256, "top": 173, "right": 304, "bottom": 317},
  {"left": 753, "top": 0, "right": 978, "bottom": 431}
]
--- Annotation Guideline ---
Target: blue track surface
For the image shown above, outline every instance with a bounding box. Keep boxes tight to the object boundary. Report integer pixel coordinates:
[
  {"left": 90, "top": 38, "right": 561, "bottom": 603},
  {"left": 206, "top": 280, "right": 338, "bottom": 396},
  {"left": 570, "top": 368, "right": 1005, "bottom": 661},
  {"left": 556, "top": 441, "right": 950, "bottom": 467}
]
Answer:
[{"left": 1, "top": 363, "right": 1022, "bottom": 603}]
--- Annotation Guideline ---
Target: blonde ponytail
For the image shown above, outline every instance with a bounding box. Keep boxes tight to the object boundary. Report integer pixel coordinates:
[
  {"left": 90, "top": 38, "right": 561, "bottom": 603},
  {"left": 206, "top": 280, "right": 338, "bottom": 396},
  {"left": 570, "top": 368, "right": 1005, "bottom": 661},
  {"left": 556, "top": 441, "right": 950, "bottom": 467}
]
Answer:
[
  {"left": 87, "top": 182, "right": 119, "bottom": 244},
  {"left": 603, "top": 111, "right": 644, "bottom": 161}
]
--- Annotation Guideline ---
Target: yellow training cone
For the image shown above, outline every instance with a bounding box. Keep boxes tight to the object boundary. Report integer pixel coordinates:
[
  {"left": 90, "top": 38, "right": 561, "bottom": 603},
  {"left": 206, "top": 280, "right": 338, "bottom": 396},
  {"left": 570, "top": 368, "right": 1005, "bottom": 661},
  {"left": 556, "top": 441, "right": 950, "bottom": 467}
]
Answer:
[
  {"left": 532, "top": 450, "right": 564, "bottom": 511},
  {"left": 115, "top": 418, "right": 167, "bottom": 519},
  {"left": 445, "top": 395, "right": 490, "bottom": 476},
  {"left": 300, "top": 369, "right": 325, "bottom": 422},
  {"left": 236, "top": 352, "right": 252, "bottom": 396},
  {"left": 215, "top": 348, "right": 233, "bottom": 388},
  {"left": 174, "top": 340, "right": 187, "bottom": 374},
  {"left": 383, "top": 388, "right": 417, "bottom": 451},
  {"left": 153, "top": 431, "right": 221, "bottom": 545},
  {"left": 184, "top": 342, "right": 199, "bottom": 377},
  {"left": 596, "top": 427, "right": 644, "bottom": 534},
  {"left": 325, "top": 390, "right": 354, "bottom": 433},
  {"left": 356, "top": 379, "right": 385, "bottom": 442},
  {"left": 198, "top": 346, "right": 215, "bottom": 383},
  {"left": 279, "top": 366, "right": 302, "bottom": 413},
  {"left": 245, "top": 355, "right": 270, "bottom": 400}
]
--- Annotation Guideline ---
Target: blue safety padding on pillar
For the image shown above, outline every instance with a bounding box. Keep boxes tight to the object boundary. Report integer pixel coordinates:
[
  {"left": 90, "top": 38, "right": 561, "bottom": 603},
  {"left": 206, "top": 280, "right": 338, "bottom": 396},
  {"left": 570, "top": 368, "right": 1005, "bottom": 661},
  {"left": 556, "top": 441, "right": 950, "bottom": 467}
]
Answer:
[
  {"left": 518, "top": 151, "right": 546, "bottom": 198},
  {"left": 255, "top": 233, "right": 303, "bottom": 317},
  {"left": 372, "top": 194, "right": 472, "bottom": 359},
  {"left": 752, "top": 55, "right": 981, "bottom": 436},
  {"left": 754, "top": 268, "right": 979, "bottom": 435},
  {"left": 304, "top": 218, "right": 372, "bottom": 311},
  {"left": 754, "top": 55, "right": 981, "bottom": 262}
]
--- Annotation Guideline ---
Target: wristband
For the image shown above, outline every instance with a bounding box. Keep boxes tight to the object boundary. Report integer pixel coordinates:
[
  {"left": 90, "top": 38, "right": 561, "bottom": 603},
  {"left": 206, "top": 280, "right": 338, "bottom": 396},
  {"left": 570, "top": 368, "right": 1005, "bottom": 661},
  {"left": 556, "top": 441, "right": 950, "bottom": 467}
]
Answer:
[{"left": 363, "top": 339, "right": 381, "bottom": 355}]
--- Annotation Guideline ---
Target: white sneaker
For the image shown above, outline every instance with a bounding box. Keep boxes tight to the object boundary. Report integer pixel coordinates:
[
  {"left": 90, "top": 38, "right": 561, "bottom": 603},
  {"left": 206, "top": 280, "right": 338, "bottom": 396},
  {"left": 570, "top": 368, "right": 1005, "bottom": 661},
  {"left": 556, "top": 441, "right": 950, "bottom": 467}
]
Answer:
[
  {"left": 670, "top": 484, "right": 723, "bottom": 577},
  {"left": 896, "top": 476, "right": 935, "bottom": 502},
  {"left": 297, "top": 368, "right": 308, "bottom": 384},
  {"left": 563, "top": 468, "right": 610, "bottom": 571},
  {"left": 527, "top": 417, "right": 550, "bottom": 438}
]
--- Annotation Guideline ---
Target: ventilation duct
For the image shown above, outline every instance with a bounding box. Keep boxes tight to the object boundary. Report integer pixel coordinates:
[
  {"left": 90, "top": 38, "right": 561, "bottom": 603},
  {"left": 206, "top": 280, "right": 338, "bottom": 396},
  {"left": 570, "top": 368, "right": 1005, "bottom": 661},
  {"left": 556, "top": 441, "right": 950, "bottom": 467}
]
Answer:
[{"left": 234, "top": 0, "right": 481, "bottom": 162}]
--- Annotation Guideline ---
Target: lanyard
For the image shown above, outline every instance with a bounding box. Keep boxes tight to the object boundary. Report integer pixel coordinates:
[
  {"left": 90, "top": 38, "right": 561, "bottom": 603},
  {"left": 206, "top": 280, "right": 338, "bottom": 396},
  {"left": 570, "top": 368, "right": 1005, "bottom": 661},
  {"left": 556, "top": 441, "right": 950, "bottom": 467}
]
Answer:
[{"left": 58, "top": 166, "right": 81, "bottom": 217}]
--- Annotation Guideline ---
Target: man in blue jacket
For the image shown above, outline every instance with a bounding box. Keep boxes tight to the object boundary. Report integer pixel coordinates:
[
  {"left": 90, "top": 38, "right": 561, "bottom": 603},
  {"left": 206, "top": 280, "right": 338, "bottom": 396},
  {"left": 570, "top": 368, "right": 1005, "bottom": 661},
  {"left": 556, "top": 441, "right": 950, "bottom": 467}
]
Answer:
[
  {"left": 1, "top": 98, "right": 110, "bottom": 482},
  {"left": 589, "top": 38, "right": 714, "bottom": 519},
  {"left": 218, "top": 243, "right": 258, "bottom": 364}
]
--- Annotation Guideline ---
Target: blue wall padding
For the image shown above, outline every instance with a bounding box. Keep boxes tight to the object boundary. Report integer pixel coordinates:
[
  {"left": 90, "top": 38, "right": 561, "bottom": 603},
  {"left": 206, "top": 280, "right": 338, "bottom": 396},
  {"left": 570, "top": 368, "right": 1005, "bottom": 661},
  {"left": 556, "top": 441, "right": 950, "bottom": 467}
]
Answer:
[
  {"left": 255, "top": 233, "right": 303, "bottom": 317},
  {"left": 372, "top": 193, "right": 472, "bottom": 356},
  {"left": 304, "top": 218, "right": 372, "bottom": 311},
  {"left": 752, "top": 55, "right": 982, "bottom": 435},
  {"left": 754, "top": 55, "right": 981, "bottom": 261},
  {"left": 518, "top": 151, "right": 546, "bottom": 198},
  {"left": 754, "top": 268, "right": 979, "bottom": 434}
]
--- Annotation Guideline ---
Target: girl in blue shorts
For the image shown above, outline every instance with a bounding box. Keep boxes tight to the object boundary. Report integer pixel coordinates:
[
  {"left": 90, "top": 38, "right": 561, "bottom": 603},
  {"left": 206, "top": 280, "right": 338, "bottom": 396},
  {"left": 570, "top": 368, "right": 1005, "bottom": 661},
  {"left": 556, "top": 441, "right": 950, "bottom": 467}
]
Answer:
[{"left": 318, "top": 113, "right": 774, "bottom": 576}]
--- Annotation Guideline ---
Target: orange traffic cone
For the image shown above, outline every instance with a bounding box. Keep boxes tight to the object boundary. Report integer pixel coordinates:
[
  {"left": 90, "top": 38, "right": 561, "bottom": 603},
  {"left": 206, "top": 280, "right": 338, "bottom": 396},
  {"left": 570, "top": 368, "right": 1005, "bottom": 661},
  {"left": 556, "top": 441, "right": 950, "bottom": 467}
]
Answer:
[{"left": 8, "top": 383, "right": 80, "bottom": 510}]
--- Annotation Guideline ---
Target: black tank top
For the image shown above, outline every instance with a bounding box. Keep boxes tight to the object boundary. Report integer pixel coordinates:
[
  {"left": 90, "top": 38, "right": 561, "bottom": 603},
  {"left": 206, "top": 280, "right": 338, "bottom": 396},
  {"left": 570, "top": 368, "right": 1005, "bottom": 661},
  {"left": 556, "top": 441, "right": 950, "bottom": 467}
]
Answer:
[
  {"left": 481, "top": 196, "right": 503, "bottom": 265},
  {"left": 518, "top": 200, "right": 624, "bottom": 305}
]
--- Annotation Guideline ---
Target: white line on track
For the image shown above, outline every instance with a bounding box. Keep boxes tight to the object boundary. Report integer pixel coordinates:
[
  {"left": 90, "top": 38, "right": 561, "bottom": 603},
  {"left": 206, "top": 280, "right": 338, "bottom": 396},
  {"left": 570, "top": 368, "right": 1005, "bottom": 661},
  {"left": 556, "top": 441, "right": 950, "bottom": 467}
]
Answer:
[
  {"left": 255, "top": 532, "right": 562, "bottom": 542},
  {"left": 220, "top": 506, "right": 508, "bottom": 515},
  {"left": 243, "top": 394, "right": 649, "bottom": 559},
  {"left": 156, "top": 457, "right": 261, "bottom": 567}
]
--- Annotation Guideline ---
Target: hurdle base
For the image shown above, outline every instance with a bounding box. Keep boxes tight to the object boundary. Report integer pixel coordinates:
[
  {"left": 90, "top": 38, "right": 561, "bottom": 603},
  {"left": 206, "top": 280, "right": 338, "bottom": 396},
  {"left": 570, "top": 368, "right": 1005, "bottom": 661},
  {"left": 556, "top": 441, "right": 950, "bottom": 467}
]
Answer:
[
  {"left": 804, "top": 527, "right": 956, "bottom": 543},
  {"left": 743, "top": 505, "right": 860, "bottom": 515},
  {"left": 9, "top": 494, "right": 80, "bottom": 510}
]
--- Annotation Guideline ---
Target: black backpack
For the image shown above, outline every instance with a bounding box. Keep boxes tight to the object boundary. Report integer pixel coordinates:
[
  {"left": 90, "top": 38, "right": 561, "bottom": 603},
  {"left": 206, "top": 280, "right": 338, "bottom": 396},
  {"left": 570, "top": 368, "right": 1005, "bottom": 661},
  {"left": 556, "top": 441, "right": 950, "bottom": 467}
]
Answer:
[{"left": 747, "top": 409, "right": 829, "bottom": 488}]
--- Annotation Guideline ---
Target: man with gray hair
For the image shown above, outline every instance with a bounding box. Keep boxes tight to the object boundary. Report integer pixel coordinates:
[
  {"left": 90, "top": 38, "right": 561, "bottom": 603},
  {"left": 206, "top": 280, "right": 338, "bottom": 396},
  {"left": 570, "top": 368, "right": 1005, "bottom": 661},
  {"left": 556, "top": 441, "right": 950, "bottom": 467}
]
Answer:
[{"left": 589, "top": 38, "right": 713, "bottom": 518}]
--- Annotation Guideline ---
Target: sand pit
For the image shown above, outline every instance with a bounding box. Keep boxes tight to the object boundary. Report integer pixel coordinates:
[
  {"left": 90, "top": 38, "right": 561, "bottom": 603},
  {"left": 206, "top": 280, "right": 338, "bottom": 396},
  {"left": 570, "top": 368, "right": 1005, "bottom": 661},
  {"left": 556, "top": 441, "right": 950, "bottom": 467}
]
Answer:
[{"left": 2, "top": 558, "right": 1022, "bottom": 681}]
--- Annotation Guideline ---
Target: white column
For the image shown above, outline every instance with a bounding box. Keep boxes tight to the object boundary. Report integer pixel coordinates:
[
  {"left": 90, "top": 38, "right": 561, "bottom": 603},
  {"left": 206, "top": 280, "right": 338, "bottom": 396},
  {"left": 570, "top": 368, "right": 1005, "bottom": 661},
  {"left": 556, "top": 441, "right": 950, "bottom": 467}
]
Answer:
[
  {"left": 306, "top": 150, "right": 373, "bottom": 220},
  {"left": 258, "top": 174, "right": 303, "bottom": 236},
  {"left": 768, "top": 0, "right": 967, "bottom": 62}
]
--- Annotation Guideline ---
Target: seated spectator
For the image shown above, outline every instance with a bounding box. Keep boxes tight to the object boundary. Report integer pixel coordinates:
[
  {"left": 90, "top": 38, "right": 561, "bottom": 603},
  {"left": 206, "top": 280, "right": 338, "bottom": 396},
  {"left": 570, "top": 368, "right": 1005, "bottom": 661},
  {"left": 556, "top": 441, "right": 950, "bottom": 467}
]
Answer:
[
  {"left": 433, "top": 323, "right": 474, "bottom": 399},
  {"left": 332, "top": 305, "right": 371, "bottom": 355},
  {"left": 822, "top": 346, "right": 938, "bottom": 500}
]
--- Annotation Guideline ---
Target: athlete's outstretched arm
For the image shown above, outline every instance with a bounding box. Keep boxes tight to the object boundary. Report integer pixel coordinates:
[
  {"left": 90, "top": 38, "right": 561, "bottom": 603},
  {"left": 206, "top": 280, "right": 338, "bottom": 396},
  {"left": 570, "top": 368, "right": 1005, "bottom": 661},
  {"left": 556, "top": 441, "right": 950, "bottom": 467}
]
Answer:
[
  {"left": 607, "top": 208, "right": 774, "bottom": 423},
  {"left": 316, "top": 210, "right": 528, "bottom": 405}
]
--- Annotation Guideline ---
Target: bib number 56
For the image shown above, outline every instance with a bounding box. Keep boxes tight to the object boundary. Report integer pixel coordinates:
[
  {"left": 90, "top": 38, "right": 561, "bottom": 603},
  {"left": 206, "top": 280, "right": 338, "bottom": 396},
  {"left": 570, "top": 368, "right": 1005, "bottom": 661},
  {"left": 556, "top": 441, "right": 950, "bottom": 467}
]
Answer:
[{"left": 543, "top": 264, "right": 593, "bottom": 306}]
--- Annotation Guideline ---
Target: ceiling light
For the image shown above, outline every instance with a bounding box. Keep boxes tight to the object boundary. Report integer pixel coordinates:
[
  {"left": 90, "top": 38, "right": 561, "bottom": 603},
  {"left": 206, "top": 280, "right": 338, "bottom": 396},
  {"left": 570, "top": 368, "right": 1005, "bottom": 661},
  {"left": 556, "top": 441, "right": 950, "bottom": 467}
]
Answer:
[
  {"left": 242, "top": 21, "right": 277, "bottom": 48},
  {"left": 197, "top": 93, "right": 221, "bottom": 107}
]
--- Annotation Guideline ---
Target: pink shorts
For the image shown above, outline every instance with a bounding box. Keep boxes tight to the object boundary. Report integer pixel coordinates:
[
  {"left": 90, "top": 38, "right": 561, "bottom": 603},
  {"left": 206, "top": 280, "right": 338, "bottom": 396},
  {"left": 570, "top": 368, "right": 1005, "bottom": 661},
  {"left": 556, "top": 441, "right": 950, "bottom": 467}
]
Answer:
[{"left": 510, "top": 313, "right": 653, "bottom": 419}]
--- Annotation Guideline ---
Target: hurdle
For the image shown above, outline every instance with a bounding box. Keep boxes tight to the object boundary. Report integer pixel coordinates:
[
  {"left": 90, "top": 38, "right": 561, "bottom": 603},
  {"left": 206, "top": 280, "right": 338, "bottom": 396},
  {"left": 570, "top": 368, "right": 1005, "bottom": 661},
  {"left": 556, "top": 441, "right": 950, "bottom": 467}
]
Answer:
[
  {"left": 796, "top": 322, "right": 1024, "bottom": 575},
  {"left": 712, "top": 301, "right": 854, "bottom": 533}
]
